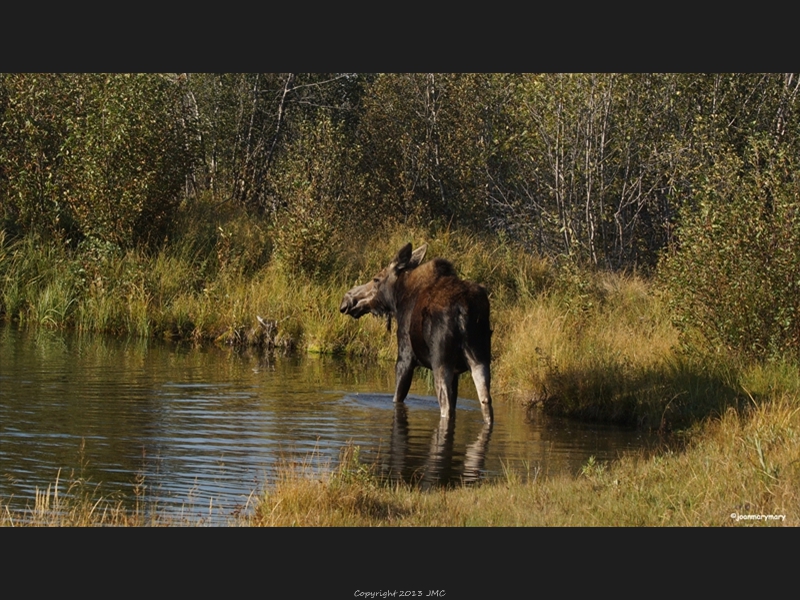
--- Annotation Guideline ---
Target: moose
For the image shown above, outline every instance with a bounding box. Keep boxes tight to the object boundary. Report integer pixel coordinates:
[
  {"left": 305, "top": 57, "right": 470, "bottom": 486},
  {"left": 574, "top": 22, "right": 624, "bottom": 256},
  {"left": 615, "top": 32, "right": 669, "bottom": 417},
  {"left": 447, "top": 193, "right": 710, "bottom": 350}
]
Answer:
[{"left": 339, "top": 243, "right": 493, "bottom": 425}]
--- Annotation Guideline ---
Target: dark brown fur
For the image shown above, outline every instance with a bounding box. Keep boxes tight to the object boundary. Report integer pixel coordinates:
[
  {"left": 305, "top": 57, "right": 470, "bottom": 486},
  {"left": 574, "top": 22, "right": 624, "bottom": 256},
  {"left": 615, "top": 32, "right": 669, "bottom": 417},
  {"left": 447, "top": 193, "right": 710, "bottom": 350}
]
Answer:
[{"left": 340, "top": 244, "right": 493, "bottom": 424}]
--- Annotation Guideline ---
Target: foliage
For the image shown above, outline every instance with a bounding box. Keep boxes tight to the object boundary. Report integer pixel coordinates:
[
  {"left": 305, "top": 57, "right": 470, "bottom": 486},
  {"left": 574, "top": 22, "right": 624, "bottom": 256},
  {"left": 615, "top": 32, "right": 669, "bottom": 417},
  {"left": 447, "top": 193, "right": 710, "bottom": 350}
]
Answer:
[
  {"left": 660, "top": 135, "right": 800, "bottom": 360},
  {"left": 5, "top": 72, "right": 800, "bottom": 364},
  {"left": 486, "top": 73, "right": 800, "bottom": 269},
  {"left": 186, "top": 73, "right": 364, "bottom": 211},
  {"left": 268, "top": 114, "right": 354, "bottom": 278},
  {"left": 0, "top": 73, "right": 197, "bottom": 247},
  {"left": 355, "top": 73, "right": 503, "bottom": 228},
  {"left": 6, "top": 72, "right": 799, "bottom": 274}
]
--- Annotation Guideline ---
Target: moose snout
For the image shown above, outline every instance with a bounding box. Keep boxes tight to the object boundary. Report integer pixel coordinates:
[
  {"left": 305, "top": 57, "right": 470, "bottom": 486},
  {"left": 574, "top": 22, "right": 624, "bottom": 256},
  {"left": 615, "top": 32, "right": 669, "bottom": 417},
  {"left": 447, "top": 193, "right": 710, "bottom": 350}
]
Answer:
[
  {"left": 341, "top": 280, "right": 377, "bottom": 318},
  {"left": 339, "top": 295, "right": 353, "bottom": 314}
]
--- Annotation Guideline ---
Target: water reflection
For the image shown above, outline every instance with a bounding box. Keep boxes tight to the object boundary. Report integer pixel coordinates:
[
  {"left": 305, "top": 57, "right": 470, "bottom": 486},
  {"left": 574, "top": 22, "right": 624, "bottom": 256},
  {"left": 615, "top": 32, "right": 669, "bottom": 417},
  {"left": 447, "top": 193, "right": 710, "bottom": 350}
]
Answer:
[
  {"left": 0, "top": 324, "right": 658, "bottom": 521},
  {"left": 384, "top": 404, "right": 493, "bottom": 488}
]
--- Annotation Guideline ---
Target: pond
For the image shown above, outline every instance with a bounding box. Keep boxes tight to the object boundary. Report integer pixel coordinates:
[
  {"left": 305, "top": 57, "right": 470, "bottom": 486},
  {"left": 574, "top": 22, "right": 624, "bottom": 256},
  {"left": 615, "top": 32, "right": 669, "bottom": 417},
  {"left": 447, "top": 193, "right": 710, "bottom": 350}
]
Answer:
[{"left": 0, "top": 324, "right": 658, "bottom": 522}]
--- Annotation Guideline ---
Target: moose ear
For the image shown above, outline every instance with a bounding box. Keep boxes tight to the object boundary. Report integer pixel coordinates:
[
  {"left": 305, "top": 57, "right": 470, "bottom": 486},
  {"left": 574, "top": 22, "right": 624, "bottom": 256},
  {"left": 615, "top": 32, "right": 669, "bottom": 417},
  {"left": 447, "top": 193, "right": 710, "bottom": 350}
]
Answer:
[
  {"left": 393, "top": 243, "right": 413, "bottom": 271},
  {"left": 395, "top": 243, "right": 427, "bottom": 271},
  {"left": 409, "top": 244, "right": 427, "bottom": 268}
]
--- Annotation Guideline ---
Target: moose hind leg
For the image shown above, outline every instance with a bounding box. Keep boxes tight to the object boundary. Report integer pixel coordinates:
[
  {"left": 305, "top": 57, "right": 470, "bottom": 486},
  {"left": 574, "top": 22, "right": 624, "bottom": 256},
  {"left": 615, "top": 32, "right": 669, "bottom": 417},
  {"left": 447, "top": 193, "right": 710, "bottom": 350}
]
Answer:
[
  {"left": 433, "top": 365, "right": 458, "bottom": 420},
  {"left": 468, "top": 360, "right": 493, "bottom": 425}
]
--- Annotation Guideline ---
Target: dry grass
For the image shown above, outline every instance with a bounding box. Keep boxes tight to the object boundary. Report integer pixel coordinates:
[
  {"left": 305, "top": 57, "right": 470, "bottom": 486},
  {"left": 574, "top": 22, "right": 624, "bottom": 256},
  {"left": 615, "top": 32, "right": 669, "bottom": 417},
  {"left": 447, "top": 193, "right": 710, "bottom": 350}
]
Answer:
[
  {"left": 491, "top": 267, "right": 694, "bottom": 427},
  {"left": 1, "top": 470, "right": 151, "bottom": 527},
  {"left": 0, "top": 469, "right": 250, "bottom": 527}
]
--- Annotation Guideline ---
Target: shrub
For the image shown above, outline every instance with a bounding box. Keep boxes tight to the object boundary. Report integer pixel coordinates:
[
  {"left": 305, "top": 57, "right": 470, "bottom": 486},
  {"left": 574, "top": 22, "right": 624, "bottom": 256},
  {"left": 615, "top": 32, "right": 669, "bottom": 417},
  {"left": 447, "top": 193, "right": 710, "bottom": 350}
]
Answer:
[
  {"left": 660, "top": 136, "right": 800, "bottom": 360},
  {"left": 0, "top": 74, "right": 197, "bottom": 247}
]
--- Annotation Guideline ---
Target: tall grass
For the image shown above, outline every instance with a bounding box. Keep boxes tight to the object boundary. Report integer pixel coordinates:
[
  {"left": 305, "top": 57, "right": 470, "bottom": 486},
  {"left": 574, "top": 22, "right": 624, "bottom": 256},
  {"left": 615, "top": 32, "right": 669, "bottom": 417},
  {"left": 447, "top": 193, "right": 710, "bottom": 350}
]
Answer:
[
  {"left": 1, "top": 469, "right": 149, "bottom": 527},
  {"left": 0, "top": 206, "right": 549, "bottom": 357},
  {"left": 0, "top": 469, "right": 239, "bottom": 527},
  {"left": 490, "top": 266, "right": 748, "bottom": 428}
]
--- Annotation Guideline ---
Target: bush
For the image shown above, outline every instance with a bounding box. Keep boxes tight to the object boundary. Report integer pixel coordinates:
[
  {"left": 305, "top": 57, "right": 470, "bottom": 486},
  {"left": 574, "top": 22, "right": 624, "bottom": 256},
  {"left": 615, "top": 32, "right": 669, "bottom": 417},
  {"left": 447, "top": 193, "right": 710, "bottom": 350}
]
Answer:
[
  {"left": 0, "top": 74, "right": 197, "bottom": 247},
  {"left": 660, "top": 136, "right": 800, "bottom": 360},
  {"left": 268, "top": 115, "right": 352, "bottom": 278}
]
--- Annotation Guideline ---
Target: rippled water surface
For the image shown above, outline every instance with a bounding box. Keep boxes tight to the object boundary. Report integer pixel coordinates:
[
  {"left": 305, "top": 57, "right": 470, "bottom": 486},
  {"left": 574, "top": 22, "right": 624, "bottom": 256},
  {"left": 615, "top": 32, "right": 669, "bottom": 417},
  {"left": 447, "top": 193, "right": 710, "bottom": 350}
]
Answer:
[{"left": 0, "top": 325, "right": 657, "bottom": 521}]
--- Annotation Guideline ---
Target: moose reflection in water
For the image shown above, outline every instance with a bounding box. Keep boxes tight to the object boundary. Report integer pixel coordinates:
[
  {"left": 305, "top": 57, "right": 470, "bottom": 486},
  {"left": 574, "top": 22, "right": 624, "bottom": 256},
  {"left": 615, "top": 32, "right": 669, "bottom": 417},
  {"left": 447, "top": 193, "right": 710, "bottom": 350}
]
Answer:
[
  {"left": 340, "top": 243, "right": 494, "bottom": 425},
  {"left": 387, "top": 403, "right": 493, "bottom": 487}
]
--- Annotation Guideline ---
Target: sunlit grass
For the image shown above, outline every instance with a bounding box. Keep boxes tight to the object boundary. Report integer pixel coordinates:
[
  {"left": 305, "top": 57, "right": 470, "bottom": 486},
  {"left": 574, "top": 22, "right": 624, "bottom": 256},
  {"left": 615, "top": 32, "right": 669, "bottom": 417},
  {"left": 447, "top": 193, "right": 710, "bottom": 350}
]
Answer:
[{"left": 246, "top": 388, "right": 798, "bottom": 526}]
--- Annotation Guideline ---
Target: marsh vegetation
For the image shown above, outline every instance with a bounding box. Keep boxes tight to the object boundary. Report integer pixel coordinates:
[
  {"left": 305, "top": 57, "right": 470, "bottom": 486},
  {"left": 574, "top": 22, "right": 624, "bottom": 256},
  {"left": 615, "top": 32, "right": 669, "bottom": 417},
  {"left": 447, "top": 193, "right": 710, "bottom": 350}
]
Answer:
[{"left": 2, "top": 73, "right": 800, "bottom": 525}]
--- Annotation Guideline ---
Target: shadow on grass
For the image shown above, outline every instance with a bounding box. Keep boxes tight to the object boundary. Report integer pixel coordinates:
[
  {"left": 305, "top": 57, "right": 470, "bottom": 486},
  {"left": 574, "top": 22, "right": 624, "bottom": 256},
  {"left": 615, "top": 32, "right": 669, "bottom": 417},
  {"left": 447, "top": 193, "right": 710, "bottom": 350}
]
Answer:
[{"left": 535, "top": 357, "right": 755, "bottom": 432}]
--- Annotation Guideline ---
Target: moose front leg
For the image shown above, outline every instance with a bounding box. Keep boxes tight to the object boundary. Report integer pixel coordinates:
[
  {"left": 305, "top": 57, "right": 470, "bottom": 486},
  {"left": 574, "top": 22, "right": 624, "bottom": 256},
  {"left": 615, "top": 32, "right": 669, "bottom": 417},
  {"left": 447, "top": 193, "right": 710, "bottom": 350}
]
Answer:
[{"left": 392, "top": 348, "right": 416, "bottom": 404}]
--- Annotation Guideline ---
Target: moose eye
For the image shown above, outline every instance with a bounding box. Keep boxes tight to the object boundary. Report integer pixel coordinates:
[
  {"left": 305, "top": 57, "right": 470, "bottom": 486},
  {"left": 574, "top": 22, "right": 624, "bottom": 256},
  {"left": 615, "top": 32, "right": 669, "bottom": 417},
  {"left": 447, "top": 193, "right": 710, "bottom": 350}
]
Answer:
[{"left": 373, "top": 278, "right": 380, "bottom": 283}]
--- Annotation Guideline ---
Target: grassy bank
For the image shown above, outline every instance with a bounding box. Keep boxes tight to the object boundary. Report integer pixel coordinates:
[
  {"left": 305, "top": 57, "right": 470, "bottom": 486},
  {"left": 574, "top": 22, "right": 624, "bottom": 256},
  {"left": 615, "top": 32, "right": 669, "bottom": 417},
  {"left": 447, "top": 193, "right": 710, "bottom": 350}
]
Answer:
[{"left": 4, "top": 203, "right": 799, "bottom": 525}]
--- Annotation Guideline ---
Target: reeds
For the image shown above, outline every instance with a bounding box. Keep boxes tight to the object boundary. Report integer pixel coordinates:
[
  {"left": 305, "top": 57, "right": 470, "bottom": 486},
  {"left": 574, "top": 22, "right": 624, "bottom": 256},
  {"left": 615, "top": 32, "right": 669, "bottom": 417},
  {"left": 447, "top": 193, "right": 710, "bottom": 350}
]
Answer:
[{"left": 1, "top": 470, "right": 151, "bottom": 527}]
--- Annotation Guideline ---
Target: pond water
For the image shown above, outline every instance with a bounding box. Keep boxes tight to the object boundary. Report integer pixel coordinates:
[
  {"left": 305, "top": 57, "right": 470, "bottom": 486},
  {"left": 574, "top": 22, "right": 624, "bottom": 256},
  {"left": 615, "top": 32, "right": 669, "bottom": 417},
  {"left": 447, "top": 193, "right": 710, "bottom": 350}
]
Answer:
[{"left": 0, "top": 324, "right": 658, "bottom": 522}]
